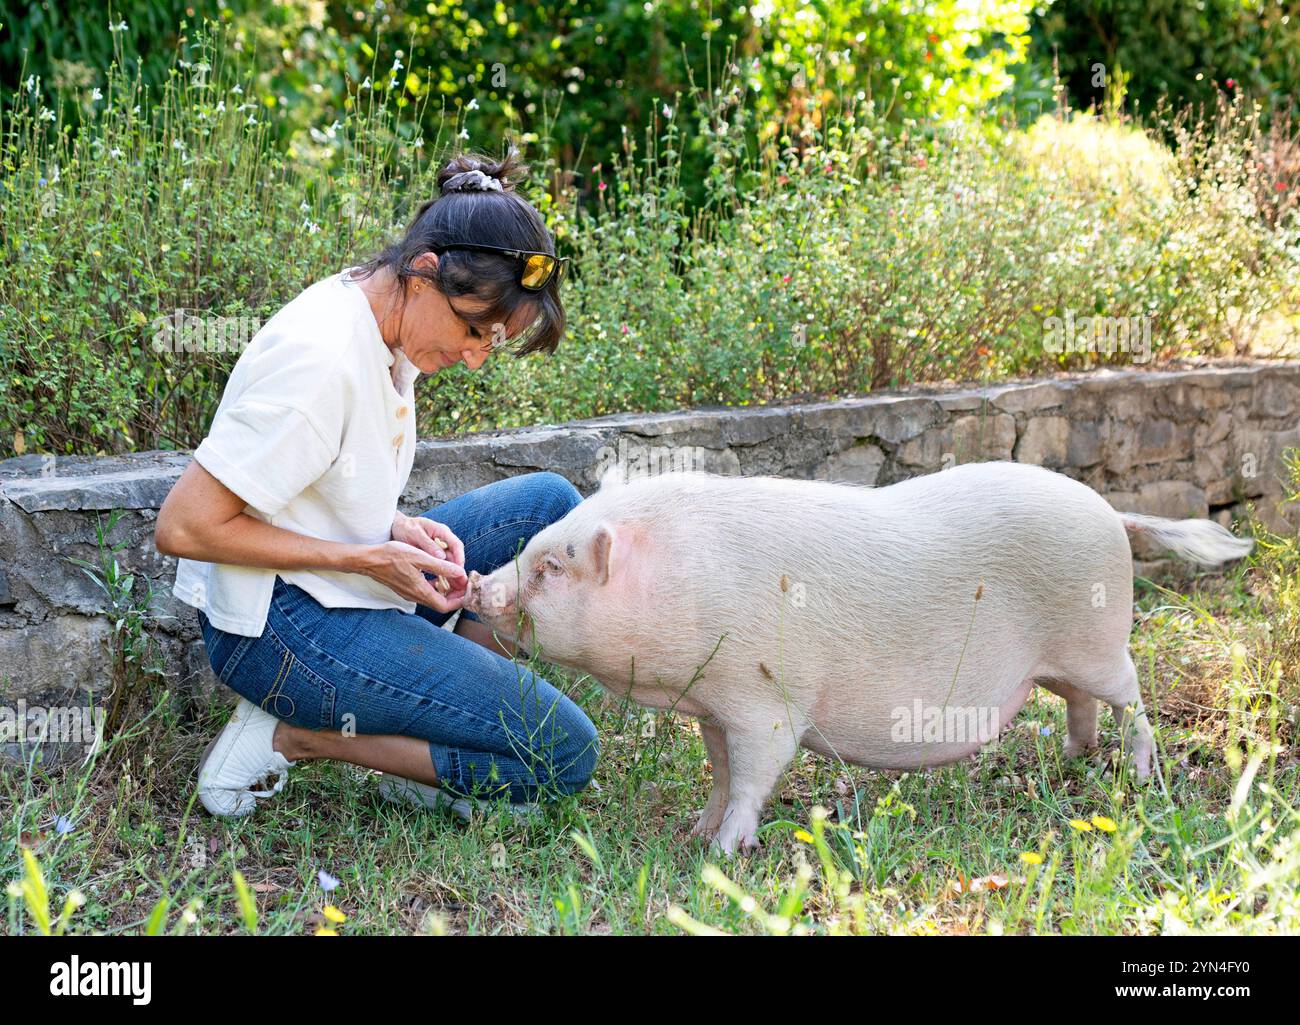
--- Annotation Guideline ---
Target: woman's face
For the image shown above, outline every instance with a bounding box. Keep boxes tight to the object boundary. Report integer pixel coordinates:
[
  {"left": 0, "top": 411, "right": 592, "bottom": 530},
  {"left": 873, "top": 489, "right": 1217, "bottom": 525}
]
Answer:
[{"left": 388, "top": 251, "right": 535, "bottom": 374}]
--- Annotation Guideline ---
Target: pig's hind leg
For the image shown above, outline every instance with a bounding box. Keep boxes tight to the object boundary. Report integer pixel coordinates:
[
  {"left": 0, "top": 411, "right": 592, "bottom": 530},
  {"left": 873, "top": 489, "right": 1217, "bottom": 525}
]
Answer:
[
  {"left": 1051, "top": 652, "right": 1154, "bottom": 781},
  {"left": 712, "top": 715, "right": 802, "bottom": 854},
  {"left": 690, "top": 718, "right": 731, "bottom": 838},
  {"left": 1036, "top": 678, "right": 1099, "bottom": 758}
]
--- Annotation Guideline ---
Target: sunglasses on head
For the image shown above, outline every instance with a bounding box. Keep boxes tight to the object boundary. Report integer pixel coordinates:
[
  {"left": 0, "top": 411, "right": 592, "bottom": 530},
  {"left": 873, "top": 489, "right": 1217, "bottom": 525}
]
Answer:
[{"left": 432, "top": 243, "right": 568, "bottom": 291}]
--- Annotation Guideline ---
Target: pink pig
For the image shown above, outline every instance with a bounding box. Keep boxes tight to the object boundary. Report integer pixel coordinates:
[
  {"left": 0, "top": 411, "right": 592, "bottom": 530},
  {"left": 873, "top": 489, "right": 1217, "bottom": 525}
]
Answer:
[{"left": 463, "top": 462, "right": 1253, "bottom": 852}]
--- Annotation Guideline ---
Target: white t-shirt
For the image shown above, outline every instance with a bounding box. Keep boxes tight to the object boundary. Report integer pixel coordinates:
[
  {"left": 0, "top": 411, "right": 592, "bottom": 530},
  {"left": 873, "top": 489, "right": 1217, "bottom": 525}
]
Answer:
[{"left": 173, "top": 269, "right": 421, "bottom": 637}]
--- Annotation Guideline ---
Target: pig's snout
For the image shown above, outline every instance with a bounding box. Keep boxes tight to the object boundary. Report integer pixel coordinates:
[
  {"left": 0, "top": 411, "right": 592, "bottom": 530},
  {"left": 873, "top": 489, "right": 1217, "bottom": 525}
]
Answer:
[
  {"left": 462, "top": 570, "right": 483, "bottom": 614},
  {"left": 466, "top": 569, "right": 518, "bottom": 620}
]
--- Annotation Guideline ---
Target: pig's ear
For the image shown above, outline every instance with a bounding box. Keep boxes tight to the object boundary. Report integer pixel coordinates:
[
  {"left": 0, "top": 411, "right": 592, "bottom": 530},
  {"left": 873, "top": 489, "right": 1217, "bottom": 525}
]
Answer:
[
  {"left": 598, "top": 464, "right": 623, "bottom": 491},
  {"left": 592, "top": 523, "right": 616, "bottom": 585}
]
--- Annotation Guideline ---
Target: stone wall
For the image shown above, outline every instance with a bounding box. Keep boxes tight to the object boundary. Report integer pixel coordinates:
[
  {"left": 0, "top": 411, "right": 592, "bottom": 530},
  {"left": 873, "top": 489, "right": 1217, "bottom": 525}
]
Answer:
[{"left": 3, "top": 362, "right": 1297, "bottom": 729}]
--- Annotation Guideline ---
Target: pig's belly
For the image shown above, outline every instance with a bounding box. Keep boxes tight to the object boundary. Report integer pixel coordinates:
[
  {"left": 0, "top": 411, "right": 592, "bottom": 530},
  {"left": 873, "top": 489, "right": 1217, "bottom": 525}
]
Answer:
[{"left": 798, "top": 673, "right": 1036, "bottom": 770}]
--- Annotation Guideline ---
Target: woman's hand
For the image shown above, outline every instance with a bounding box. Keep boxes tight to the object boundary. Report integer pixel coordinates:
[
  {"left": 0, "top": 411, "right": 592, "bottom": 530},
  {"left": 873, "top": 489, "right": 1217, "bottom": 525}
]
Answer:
[
  {"left": 155, "top": 463, "right": 468, "bottom": 612},
  {"left": 357, "top": 539, "right": 468, "bottom": 612},
  {"left": 391, "top": 512, "right": 466, "bottom": 570}
]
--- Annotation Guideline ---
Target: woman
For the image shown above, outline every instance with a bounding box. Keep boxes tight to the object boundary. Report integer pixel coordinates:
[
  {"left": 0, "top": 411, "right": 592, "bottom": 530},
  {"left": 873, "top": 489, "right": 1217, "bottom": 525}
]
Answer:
[{"left": 155, "top": 151, "right": 599, "bottom": 819}]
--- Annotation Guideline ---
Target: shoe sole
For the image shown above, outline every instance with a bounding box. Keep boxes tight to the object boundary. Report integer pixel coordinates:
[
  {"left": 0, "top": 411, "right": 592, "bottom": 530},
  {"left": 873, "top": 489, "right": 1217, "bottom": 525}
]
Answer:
[
  {"left": 377, "top": 774, "right": 475, "bottom": 821},
  {"left": 377, "top": 773, "right": 541, "bottom": 822}
]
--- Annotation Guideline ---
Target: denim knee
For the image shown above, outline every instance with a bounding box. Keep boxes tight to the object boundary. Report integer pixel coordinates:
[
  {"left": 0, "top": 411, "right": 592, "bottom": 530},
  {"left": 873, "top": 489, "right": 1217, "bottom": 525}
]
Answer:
[
  {"left": 552, "top": 706, "right": 600, "bottom": 797},
  {"left": 526, "top": 471, "right": 582, "bottom": 525}
]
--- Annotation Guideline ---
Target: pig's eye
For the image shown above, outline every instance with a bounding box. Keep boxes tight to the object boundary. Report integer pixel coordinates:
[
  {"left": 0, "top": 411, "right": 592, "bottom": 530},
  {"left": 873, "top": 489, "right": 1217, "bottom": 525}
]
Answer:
[{"left": 530, "top": 556, "right": 563, "bottom": 583}]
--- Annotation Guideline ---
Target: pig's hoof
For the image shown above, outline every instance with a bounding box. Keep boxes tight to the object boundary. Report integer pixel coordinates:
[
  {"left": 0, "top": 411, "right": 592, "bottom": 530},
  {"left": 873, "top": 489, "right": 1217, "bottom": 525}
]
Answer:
[
  {"left": 710, "top": 835, "right": 759, "bottom": 857},
  {"left": 689, "top": 820, "right": 716, "bottom": 840},
  {"left": 712, "top": 817, "right": 761, "bottom": 855},
  {"left": 691, "top": 808, "right": 725, "bottom": 839},
  {"left": 1063, "top": 737, "right": 1097, "bottom": 759}
]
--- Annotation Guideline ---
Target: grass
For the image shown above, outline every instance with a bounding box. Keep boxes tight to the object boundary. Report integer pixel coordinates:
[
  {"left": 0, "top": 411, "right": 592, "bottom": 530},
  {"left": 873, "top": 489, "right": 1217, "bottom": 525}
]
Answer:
[{"left": 3, "top": 501, "right": 1298, "bottom": 936}]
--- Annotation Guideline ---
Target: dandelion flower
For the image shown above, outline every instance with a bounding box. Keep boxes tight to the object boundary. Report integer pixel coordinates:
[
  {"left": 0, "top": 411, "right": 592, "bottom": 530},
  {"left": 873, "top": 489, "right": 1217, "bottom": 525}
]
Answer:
[
  {"left": 1069, "top": 819, "right": 1093, "bottom": 832},
  {"left": 793, "top": 829, "right": 814, "bottom": 844},
  {"left": 314, "top": 927, "right": 338, "bottom": 937},
  {"left": 1020, "top": 852, "right": 1043, "bottom": 865},
  {"left": 1092, "top": 815, "right": 1118, "bottom": 833},
  {"left": 322, "top": 904, "right": 347, "bottom": 924}
]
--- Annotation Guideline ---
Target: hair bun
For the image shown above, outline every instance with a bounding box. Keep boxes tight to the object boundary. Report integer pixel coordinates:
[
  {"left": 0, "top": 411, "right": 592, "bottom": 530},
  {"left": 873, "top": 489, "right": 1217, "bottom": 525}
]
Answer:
[
  {"left": 437, "top": 150, "right": 525, "bottom": 195},
  {"left": 441, "top": 169, "right": 502, "bottom": 193}
]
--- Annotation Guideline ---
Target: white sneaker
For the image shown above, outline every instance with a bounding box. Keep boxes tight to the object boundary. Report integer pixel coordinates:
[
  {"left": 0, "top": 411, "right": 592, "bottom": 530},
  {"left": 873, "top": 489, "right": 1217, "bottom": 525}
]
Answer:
[
  {"left": 376, "top": 773, "right": 541, "bottom": 821},
  {"left": 197, "top": 698, "right": 296, "bottom": 817}
]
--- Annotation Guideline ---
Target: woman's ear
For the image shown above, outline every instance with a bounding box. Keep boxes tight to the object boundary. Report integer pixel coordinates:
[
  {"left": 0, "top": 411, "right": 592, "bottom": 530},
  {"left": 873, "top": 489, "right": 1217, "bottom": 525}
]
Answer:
[
  {"left": 591, "top": 523, "right": 616, "bottom": 585},
  {"left": 411, "top": 250, "right": 439, "bottom": 279}
]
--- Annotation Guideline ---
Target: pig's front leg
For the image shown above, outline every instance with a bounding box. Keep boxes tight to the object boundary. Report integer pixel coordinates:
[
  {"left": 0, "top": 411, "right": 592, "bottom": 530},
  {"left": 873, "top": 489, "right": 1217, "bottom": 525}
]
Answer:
[
  {"left": 712, "top": 720, "right": 800, "bottom": 855},
  {"left": 690, "top": 718, "right": 731, "bottom": 838}
]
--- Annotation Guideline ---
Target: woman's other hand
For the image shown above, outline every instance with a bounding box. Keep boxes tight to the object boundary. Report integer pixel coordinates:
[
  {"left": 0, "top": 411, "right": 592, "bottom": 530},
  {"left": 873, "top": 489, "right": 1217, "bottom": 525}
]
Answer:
[
  {"left": 391, "top": 512, "right": 466, "bottom": 569},
  {"left": 359, "top": 539, "right": 468, "bottom": 612}
]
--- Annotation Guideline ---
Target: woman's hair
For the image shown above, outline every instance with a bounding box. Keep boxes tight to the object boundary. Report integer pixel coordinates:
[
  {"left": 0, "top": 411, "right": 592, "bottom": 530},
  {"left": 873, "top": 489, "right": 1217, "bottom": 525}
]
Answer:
[{"left": 350, "top": 149, "right": 564, "bottom": 357}]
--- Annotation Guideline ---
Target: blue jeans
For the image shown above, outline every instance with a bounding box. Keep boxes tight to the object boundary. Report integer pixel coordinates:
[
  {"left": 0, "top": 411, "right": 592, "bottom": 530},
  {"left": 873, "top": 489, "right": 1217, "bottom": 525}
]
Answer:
[{"left": 197, "top": 472, "right": 599, "bottom": 804}]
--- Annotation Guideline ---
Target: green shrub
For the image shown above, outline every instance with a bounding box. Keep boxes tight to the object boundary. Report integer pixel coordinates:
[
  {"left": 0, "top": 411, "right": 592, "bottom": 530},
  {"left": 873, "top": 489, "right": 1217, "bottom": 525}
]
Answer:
[
  {"left": 3, "top": 1, "right": 1043, "bottom": 212},
  {"left": 1031, "top": 0, "right": 1300, "bottom": 119},
  {"left": 2, "top": 29, "right": 1297, "bottom": 456},
  {"left": 415, "top": 92, "right": 1300, "bottom": 436},
  {"left": 0, "top": 28, "right": 446, "bottom": 453}
]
